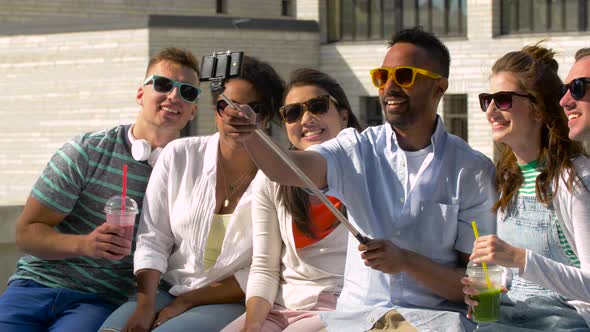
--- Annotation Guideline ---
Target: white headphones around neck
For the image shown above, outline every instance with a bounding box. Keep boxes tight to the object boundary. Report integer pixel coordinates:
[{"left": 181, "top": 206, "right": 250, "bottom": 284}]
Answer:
[{"left": 128, "top": 126, "right": 162, "bottom": 167}]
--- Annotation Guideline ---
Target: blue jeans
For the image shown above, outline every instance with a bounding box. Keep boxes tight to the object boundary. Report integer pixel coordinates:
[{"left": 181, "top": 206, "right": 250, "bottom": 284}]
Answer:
[
  {"left": 0, "top": 279, "right": 118, "bottom": 332},
  {"left": 100, "top": 289, "right": 245, "bottom": 332},
  {"left": 476, "top": 294, "right": 590, "bottom": 332}
]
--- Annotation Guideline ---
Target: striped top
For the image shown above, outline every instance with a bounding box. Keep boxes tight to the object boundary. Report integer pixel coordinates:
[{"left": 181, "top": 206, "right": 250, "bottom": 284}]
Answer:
[
  {"left": 518, "top": 160, "right": 580, "bottom": 268},
  {"left": 518, "top": 160, "right": 539, "bottom": 197},
  {"left": 10, "top": 125, "right": 152, "bottom": 304}
]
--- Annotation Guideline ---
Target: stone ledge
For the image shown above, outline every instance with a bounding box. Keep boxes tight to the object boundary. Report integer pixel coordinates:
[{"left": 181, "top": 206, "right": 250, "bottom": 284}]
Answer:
[{"left": 0, "top": 206, "right": 22, "bottom": 244}]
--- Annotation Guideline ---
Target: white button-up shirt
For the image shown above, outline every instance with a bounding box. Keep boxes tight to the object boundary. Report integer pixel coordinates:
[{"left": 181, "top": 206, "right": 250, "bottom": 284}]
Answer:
[
  {"left": 134, "top": 134, "right": 253, "bottom": 296},
  {"left": 309, "top": 117, "right": 497, "bottom": 331}
]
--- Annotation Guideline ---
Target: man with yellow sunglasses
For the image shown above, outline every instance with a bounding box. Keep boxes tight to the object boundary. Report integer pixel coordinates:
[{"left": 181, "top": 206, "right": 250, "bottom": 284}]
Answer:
[{"left": 222, "top": 26, "right": 496, "bottom": 332}]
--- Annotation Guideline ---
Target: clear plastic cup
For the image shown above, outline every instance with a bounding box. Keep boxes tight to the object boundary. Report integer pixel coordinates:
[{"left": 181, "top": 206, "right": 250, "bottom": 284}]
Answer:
[
  {"left": 466, "top": 262, "right": 504, "bottom": 322},
  {"left": 104, "top": 195, "right": 138, "bottom": 249}
]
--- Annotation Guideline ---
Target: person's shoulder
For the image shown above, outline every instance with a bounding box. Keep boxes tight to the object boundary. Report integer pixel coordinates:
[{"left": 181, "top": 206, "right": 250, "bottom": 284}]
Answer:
[
  {"left": 359, "top": 124, "right": 388, "bottom": 139},
  {"left": 168, "top": 134, "right": 213, "bottom": 149},
  {"left": 60, "top": 125, "right": 126, "bottom": 158},
  {"left": 445, "top": 133, "right": 494, "bottom": 169},
  {"left": 74, "top": 125, "right": 125, "bottom": 147},
  {"left": 572, "top": 154, "right": 590, "bottom": 175},
  {"left": 335, "top": 124, "right": 387, "bottom": 145},
  {"left": 160, "top": 134, "right": 215, "bottom": 160}
]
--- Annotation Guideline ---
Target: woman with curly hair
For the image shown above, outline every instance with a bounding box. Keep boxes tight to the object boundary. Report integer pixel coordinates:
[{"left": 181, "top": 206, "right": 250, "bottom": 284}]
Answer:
[{"left": 463, "top": 45, "right": 590, "bottom": 331}]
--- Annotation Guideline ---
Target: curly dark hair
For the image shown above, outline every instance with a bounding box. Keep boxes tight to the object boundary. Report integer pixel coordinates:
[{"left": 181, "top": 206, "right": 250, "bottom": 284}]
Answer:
[{"left": 212, "top": 55, "right": 285, "bottom": 124}]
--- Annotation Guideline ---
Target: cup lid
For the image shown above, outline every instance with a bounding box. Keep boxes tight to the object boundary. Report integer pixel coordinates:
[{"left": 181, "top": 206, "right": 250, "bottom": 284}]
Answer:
[
  {"left": 467, "top": 261, "right": 503, "bottom": 272},
  {"left": 104, "top": 195, "right": 138, "bottom": 214}
]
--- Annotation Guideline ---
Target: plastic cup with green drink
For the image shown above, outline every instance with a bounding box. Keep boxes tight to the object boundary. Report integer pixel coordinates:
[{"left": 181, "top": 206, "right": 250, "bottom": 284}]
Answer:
[{"left": 466, "top": 262, "right": 503, "bottom": 322}]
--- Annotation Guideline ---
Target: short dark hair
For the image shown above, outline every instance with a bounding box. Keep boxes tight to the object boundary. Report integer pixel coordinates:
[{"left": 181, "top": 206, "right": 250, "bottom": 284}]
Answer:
[
  {"left": 146, "top": 47, "right": 200, "bottom": 80},
  {"left": 388, "top": 26, "right": 450, "bottom": 78},
  {"left": 212, "top": 55, "right": 285, "bottom": 124},
  {"left": 575, "top": 48, "right": 590, "bottom": 62}
]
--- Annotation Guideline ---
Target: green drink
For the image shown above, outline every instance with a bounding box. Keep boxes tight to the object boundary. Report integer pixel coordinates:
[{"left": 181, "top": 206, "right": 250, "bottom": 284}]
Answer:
[
  {"left": 466, "top": 262, "right": 503, "bottom": 323},
  {"left": 472, "top": 287, "right": 502, "bottom": 322}
]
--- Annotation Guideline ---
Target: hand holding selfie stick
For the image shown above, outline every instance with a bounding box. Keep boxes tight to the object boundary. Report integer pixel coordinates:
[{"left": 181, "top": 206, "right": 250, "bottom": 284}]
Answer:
[{"left": 201, "top": 51, "right": 369, "bottom": 244}]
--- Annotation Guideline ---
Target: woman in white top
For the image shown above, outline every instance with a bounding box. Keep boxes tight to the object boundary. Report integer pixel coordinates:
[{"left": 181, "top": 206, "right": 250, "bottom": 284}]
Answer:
[
  {"left": 222, "top": 69, "right": 363, "bottom": 332},
  {"left": 462, "top": 45, "right": 590, "bottom": 331},
  {"left": 99, "top": 56, "right": 285, "bottom": 332}
]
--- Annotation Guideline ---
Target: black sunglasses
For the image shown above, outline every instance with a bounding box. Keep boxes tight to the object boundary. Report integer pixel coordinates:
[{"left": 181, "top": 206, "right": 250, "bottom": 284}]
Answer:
[
  {"left": 478, "top": 91, "right": 537, "bottom": 112},
  {"left": 216, "top": 99, "right": 267, "bottom": 118},
  {"left": 279, "top": 95, "right": 338, "bottom": 124},
  {"left": 143, "top": 75, "right": 201, "bottom": 103},
  {"left": 560, "top": 77, "right": 590, "bottom": 100}
]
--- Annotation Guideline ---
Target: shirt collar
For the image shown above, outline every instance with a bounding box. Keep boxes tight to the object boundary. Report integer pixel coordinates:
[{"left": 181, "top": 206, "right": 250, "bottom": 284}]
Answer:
[
  {"left": 386, "top": 114, "right": 445, "bottom": 153},
  {"left": 203, "top": 132, "right": 220, "bottom": 176}
]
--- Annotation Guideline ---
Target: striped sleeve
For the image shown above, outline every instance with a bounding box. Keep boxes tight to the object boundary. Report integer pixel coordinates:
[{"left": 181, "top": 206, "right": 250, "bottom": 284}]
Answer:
[{"left": 31, "top": 135, "right": 89, "bottom": 214}]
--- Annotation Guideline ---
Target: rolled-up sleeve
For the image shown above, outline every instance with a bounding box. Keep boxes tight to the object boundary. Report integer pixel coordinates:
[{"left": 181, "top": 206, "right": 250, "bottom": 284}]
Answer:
[
  {"left": 455, "top": 161, "right": 497, "bottom": 254},
  {"left": 134, "top": 145, "right": 175, "bottom": 274},
  {"left": 307, "top": 128, "right": 360, "bottom": 199},
  {"left": 246, "top": 175, "right": 283, "bottom": 305}
]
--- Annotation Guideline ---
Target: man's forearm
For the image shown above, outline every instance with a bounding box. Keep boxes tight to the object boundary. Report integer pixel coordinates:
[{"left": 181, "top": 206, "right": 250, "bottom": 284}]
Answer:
[
  {"left": 16, "top": 222, "right": 85, "bottom": 260},
  {"left": 404, "top": 250, "right": 466, "bottom": 302},
  {"left": 243, "top": 132, "right": 327, "bottom": 188}
]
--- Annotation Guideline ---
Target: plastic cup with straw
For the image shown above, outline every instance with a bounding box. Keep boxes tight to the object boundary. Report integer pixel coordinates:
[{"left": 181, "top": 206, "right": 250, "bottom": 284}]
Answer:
[
  {"left": 471, "top": 221, "right": 492, "bottom": 289},
  {"left": 121, "top": 164, "right": 127, "bottom": 211},
  {"left": 104, "top": 164, "right": 138, "bottom": 252},
  {"left": 468, "top": 221, "right": 503, "bottom": 322}
]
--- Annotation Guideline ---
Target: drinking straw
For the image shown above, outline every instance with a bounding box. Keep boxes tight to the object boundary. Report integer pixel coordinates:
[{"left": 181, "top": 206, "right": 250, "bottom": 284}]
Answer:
[
  {"left": 121, "top": 164, "right": 128, "bottom": 211},
  {"left": 471, "top": 221, "right": 492, "bottom": 289}
]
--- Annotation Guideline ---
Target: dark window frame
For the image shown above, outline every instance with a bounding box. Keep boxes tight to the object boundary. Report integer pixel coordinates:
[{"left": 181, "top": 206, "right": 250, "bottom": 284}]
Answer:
[
  {"left": 327, "top": 0, "right": 466, "bottom": 42},
  {"left": 281, "top": 0, "right": 294, "bottom": 17},
  {"left": 500, "top": 0, "right": 590, "bottom": 35},
  {"left": 216, "top": 0, "right": 227, "bottom": 14},
  {"left": 443, "top": 94, "right": 468, "bottom": 142}
]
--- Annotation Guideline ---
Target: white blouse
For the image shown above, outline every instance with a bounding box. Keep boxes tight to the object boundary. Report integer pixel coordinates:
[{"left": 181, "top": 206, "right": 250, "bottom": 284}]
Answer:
[
  {"left": 522, "top": 156, "right": 590, "bottom": 324},
  {"left": 134, "top": 133, "right": 253, "bottom": 296},
  {"left": 246, "top": 174, "right": 347, "bottom": 310}
]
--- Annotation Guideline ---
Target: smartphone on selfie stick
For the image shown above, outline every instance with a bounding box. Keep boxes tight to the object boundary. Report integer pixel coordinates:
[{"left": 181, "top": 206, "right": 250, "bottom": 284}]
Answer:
[{"left": 200, "top": 51, "right": 369, "bottom": 244}]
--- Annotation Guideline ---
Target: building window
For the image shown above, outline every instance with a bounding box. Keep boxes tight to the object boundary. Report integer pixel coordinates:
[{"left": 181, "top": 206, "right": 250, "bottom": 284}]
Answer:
[
  {"left": 216, "top": 0, "right": 227, "bottom": 14},
  {"left": 501, "top": 0, "right": 590, "bottom": 34},
  {"left": 443, "top": 94, "right": 467, "bottom": 142},
  {"left": 360, "top": 96, "right": 384, "bottom": 127},
  {"left": 282, "top": 0, "right": 294, "bottom": 17},
  {"left": 327, "top": 0, "right": 466, "bottom": 42}
]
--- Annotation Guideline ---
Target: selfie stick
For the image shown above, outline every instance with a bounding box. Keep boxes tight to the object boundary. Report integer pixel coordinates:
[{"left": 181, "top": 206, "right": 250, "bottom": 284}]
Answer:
[{"left": 216, "top": 92, "right": 369, "bottom": 244}]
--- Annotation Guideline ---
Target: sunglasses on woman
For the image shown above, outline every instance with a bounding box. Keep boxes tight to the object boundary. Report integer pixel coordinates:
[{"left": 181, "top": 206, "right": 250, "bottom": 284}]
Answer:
[
  {"left": 560, "top": 77, "right": 590, "bottom": 100},
  {"left": 478, "top": 91, "right": 537, "bottom": 112},
  {"left": 143, "top": 75, "right": 201, "bottom": 103},
  {"left": 216, "top": 99, "right": 267, "bottom": 119},
  {"left": 369, "top": 66, "right": 443, "bottom": 89},
  {"left": 279, "top": 95, "right": 339, "bottom": 124}
]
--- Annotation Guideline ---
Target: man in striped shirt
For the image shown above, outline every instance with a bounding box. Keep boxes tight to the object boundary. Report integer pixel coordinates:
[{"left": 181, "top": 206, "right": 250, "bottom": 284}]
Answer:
[{"left": 0, "top": 47, "right": 200, "bottom": 332}]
